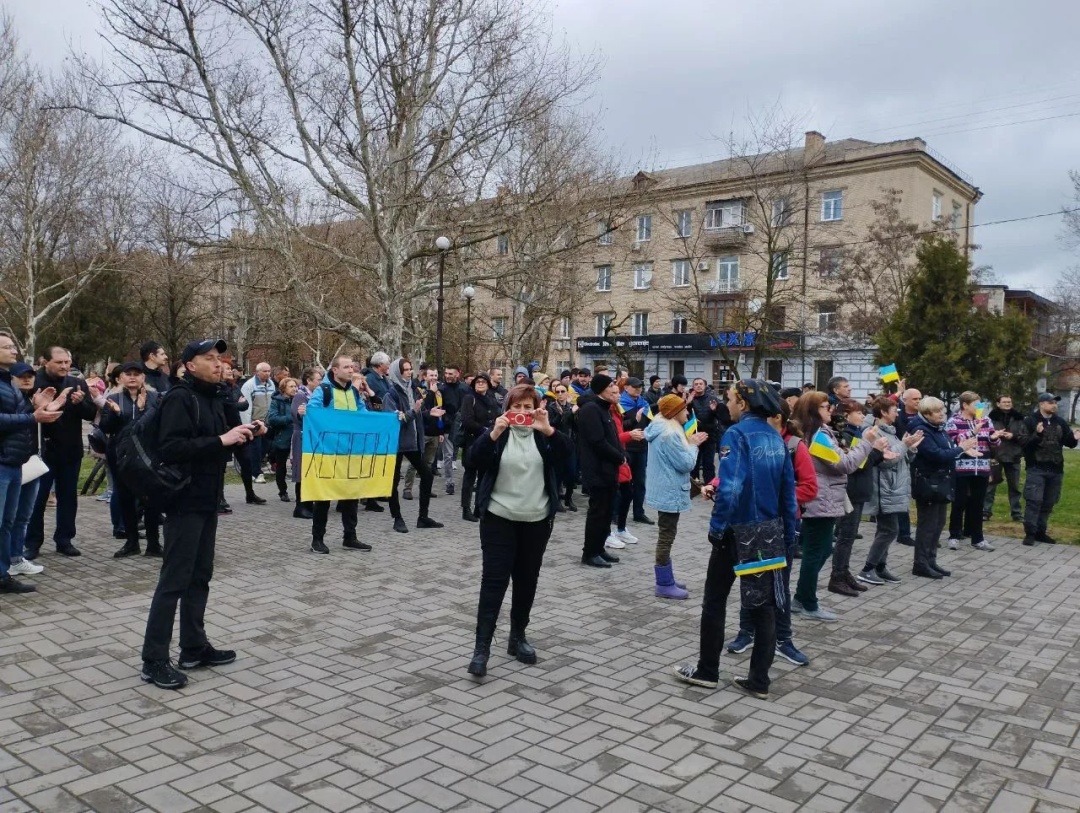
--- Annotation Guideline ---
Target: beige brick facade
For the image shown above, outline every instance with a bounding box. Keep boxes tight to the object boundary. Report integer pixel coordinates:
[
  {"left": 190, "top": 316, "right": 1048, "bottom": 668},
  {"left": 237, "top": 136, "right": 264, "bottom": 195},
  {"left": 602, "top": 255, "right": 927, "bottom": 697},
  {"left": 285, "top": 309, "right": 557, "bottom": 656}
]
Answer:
[{"left": 470, "top": 132, "right": 980, "bottom": 396}]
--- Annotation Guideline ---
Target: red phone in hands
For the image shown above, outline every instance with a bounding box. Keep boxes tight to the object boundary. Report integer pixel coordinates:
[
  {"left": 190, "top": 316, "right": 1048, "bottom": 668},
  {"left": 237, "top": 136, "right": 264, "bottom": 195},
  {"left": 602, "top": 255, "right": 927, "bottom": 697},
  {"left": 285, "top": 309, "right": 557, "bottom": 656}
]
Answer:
[{"left": 507, "top": 412, "right": 533, "bottom": 427}]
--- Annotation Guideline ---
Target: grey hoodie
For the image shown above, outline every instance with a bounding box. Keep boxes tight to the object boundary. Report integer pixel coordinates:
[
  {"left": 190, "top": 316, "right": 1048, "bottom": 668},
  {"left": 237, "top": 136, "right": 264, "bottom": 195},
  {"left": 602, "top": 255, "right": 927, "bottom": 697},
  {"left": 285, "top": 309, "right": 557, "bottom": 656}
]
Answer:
[{"left": 868, "top": 422, "right": 916, "bottom": 516}]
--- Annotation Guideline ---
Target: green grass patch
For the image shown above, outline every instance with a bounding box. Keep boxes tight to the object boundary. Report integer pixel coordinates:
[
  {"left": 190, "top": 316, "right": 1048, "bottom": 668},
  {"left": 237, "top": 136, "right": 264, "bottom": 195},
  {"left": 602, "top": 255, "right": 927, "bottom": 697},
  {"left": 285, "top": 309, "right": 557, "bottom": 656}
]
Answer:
[{"left": 981, "top": 451, "right": 1080, "bottom": 544}]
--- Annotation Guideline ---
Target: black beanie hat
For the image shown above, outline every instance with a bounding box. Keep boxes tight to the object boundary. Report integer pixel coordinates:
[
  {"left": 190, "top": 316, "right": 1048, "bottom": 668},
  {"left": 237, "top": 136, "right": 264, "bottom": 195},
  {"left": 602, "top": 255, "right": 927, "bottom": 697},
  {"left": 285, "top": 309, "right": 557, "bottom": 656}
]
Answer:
[{"left": 590, "top": 373, "right": 614, "bottom": 394}]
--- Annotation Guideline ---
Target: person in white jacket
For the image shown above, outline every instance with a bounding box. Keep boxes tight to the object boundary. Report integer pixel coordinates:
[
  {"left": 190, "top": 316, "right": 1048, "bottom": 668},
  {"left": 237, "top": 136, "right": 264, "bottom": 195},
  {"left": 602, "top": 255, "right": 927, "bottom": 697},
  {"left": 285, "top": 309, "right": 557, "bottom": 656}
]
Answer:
[{"left": 240, "top": 363, "right": 276, "bottom": 481}]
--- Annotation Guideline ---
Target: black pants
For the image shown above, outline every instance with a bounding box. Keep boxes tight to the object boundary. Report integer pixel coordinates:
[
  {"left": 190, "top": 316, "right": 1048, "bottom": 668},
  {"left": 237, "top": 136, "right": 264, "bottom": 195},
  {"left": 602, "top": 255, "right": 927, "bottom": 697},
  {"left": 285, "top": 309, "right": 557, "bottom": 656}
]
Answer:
[
  {"left": 27, "top": 453, "right": 81, "bottom": 551},
  {"left": 949, "top": 476, "right": 988, "bottom": 545},
  {"left": 1024, "top": 468, "right": 1064, "bottom": 536},
  {"left": 914, "top": 500, "right": 947, "bottom": 570},
  {"left": 389, "top": 450, "right": 432, "bottom": 519},
  {"left": 476, "top": 511, "right": 553, "bottom": 633},
  {"left": 583, "top": 485, "right": 615, "bottom": 559},
  {"left": 461, "top": 466, "right": 479, "bottom": 513},
  {"left": 626, "top": 448, "right": 648, "bottom": 518},
  {"left": 142, "top": 511, "right": 217, "bottom": 662},
  {"left": 611, "top": 481, "right": 632, "bottom": 530},
  {"left": 698, "top": 529, "right": 775, "bottom": 691},
  {"left": 270, "top": 448, "right": 289, "bottom": 496},
  {"left": 110, "top": 462, "right": 161, "bottom": 548},
  {"left": 694, "top": 438, "right": 717, "bottom": 484},
  {"left": 312, "top": 500, "right": 358, "bottom": 542}
]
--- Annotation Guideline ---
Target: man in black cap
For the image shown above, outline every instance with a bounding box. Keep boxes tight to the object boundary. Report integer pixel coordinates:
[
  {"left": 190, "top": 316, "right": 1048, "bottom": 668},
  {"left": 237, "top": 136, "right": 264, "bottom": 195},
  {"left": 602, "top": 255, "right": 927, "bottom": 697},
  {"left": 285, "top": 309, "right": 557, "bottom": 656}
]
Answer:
[
  {"left": 26, "top": 346, "right": 97, "bottom": 559},
  {"left": 575, "top": 373, "right": 624, "bottom": 568},
  {"left": 1021, "top": 393, "right": 1080, "bottom": 545},
  {"left": 140, "top": 339, "right": 264, "bottom": 690}
]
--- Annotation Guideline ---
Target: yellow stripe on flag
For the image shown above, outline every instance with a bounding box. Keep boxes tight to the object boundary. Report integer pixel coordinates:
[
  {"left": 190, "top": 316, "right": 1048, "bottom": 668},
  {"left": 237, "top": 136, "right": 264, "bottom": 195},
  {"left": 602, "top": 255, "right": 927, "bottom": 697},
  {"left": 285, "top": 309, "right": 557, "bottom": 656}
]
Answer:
[{"left": 302, "top": 453, "right": 397, "bottom": 501}]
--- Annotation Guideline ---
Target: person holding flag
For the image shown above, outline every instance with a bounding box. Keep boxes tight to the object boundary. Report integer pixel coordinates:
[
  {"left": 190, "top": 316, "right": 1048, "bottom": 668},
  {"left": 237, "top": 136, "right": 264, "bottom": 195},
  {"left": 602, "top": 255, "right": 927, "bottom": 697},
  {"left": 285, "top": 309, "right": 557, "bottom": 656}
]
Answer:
[
  {"left": 619, "top": 377, "right": 653, "bottom": 525},
  {"left": 790, "top": 392, "right": 884, "bottom": 621}
]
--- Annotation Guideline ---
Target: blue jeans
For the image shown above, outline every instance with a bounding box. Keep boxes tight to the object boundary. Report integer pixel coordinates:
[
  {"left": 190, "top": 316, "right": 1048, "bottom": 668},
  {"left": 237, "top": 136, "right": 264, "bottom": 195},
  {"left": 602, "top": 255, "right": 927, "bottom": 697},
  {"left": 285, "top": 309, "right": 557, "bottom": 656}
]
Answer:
[
  {"left": 0, "top": 465, "right": 23, "bottom": 576},
  {"left": 10, "top": 478, "right": 40, "bottom": 563}
]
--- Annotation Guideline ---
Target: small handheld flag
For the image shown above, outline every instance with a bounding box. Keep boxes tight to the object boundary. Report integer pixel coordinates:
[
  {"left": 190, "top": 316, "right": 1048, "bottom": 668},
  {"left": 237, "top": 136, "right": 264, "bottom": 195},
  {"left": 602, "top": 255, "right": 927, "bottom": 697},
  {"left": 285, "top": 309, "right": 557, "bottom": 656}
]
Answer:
[
  {"left": 683, "top": 414, "right": 699, "bottom": 438},
  {"left": 734, "top": 556, "right": 786, "bottom": 577},
  {"left": 808, "top": 429, "right": 842, "bottom": 464},
  {"left": 975, "top": 401, "right": 988, "bottom": 419},
  {"left": 879, "top": 364, "right": 900, "bottom": 384},
  {"left": 850, "top": 435, "right": 868, "bottom": 469}
]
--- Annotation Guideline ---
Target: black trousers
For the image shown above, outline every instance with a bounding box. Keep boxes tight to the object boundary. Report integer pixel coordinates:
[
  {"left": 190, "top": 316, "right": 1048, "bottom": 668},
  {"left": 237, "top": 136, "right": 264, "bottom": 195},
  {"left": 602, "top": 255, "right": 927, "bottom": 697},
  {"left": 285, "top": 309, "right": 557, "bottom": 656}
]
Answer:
[
  {"left": 270, "top": 448, "right": 289, "bottom": 496},
  {"left": 626, "top": 448, "right": 648, "bottom": 518},
  {"left": 698, "top": 529, "right": 776, "bottom": 691},
  {"left": 142, "top": 511, "right": 217, "bottom": 662},
  {"left": 476, "top": 511, "right": 553, "bottom": 633},
  {"left": 694, "top": 438, "right": 717, "bottom": 484},
  {"left": 914, "top": 500, "right": 947, "bottom": 570},
  {"left": 312, "top": 500, "right": 358, "bottom": 541},
  {"left": 27, "top": 452, "right": 81, "bottom": 550},
  {"left": 583, "top": 484, "right": 615, "bottom": 559},
  {"left": 389, "top": 450, "right": 432, "bottom": 519},
  {"left": 113, "top": 470, "right": 161, "bottom": 548},
  {"left": 949, "top": 476, "right": 988, "bottom": 545}
]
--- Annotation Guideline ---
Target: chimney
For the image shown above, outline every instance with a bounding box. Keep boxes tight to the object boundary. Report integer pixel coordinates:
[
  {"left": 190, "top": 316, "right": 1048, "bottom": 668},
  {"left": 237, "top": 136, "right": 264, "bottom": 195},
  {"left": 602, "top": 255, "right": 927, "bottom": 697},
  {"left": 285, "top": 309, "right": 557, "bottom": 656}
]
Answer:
[{"left": 804, "top": 130, "right": 825, "bottom": 161}]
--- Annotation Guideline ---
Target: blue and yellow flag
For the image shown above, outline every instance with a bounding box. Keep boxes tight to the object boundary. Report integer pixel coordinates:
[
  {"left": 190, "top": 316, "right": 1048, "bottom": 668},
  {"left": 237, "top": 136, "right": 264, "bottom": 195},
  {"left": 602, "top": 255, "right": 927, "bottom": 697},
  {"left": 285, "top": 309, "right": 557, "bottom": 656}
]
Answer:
[
  {"left": 808, "top": 429, "right": 841, "bottom": 464},
  {"left": 684, "top": 414, "right": 698, "bottom": 438},
  {"left": 850, "top": 435, "right": 868, "bottom": 469},
  {"left": 302, "top": 407, "right": 400, "bottom": 501},
  {"left": 879, "top": 364, "right": 900, "bottom": 384},
  {"left": 975, "top": 401, "right": 988, "bottom": 419}
]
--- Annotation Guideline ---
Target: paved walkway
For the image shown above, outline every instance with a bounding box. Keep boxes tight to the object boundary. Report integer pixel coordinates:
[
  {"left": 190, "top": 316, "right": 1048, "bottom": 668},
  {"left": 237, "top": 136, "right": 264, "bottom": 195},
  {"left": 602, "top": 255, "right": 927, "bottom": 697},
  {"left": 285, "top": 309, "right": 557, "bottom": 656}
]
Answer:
[{"left": 2, "top": 483, "right": 1080, "bottom": 813}]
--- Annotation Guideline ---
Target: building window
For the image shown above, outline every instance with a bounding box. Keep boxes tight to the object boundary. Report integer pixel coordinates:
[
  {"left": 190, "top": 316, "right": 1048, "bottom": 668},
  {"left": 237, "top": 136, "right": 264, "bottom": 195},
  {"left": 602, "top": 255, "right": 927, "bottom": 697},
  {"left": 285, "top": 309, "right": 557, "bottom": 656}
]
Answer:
[
  {"left": 932, "top": 192, "right": 943, "bottom": 221},
  {"left": 595, "top": 312, "right": 614, "bottom": 336},
  {"left": 717, "top": 255, "right": 739, "bottom": 292},
  {"left": 814, "top": 359, "right": 834, "bottom": 392},
  {"left": 557, "top": 359, "right": 571, "bottom": 371},
  {"left": 559, "top": 316, "right": 571, "bottom": 339},
  {"left": 675, "top": 209, "right": 693, "bottom": 238},
  {"left": 636, "top": 214, "right": 652, "bottom": 242},
  {"left": 821, "top": 190, "right": 843, "bottom": 222},
  {"left": 772, "top": 197, "right": 792, "bottom": 227},
  {"left": 492, "top": 317, "right": 507, "bottom": 339},
  {"left": 951, "top": 201, "right": 962, "bottom": 229},
  {"left": 669, "top": 360, "right": 685, "bottom": 380},
  {"left": 598, "top": 221, "right": 613, "bottom": 246},
  {"left": 631, "top": 312, "right": 649, "bottom": 336},
  {"left": 703, "top": 296, "right": 746, "bottom": 331},
  {"left": 771, "top": 251, "right": 790, "bottom": 280},
  {"left": 817, "top": 302, "right": 837, "bottom": 332},
  {"left": 496, "top": 234, "right": 509, "bottom": 255},
  {"left": 672, "top": 259, "right": 691, "bottom": 287},
  {"left": 819, "top": 247, "right": 842, "bottom": 278},
  {"left": 713, "top": 360, "right": 736, "bottom": 387},
  {"left": 672, "top": 312, "right": 689, "bottom": 334},
  {"left": 596, "top": 265, "right": 612, "bottom": 291},
  {"left": 633, "top": 262, "right": 653, "bottom": 290},
  {"left": 705, "top": 199, "right": 744, "bottom": 229},
  {"left": 766, "top": 359, "right": 783, "bottom": 383}
]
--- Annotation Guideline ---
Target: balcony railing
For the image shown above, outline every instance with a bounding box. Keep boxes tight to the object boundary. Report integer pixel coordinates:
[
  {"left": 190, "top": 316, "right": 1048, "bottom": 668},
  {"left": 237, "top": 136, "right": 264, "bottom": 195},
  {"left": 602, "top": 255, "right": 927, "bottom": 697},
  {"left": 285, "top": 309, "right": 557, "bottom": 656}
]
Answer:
[
  {"left": 703, "top": 278, "right": 741, "bottom": 294},
  {"left": 703, "top": 226, "right": 748, "bottom": 249}
]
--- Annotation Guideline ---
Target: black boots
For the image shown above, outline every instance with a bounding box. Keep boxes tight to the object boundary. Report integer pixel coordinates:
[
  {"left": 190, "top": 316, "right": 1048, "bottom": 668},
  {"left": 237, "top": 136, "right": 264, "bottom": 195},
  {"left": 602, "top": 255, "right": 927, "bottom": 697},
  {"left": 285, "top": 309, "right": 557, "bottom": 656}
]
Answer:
[
  {"left": 507, "top": 627, "right": 537, "bottom": 664},
  {"left": 467, "top": 615, "right": 497, "bottom": 678},
  {"left": 564, "top": 490, "right": 577, "bottom": 512},
  {"left": 461, "top": 479, "right": 478, "bottom": 522}
]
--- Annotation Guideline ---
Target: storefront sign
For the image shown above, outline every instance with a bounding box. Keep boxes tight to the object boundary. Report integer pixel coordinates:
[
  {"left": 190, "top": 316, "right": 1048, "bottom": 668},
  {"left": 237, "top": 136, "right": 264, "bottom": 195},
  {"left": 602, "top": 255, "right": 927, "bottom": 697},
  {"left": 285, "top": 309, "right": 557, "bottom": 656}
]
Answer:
[{"left": 576, "top": 332, "right": 758, "bottom": 353}]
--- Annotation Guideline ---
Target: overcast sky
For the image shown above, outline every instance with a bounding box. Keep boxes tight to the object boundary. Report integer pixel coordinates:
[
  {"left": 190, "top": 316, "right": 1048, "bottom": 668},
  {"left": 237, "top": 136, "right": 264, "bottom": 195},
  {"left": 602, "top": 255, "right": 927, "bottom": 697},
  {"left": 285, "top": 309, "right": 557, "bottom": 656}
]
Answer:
[{"left": 10, "top": 0, "right": 1079, "bottom": 296}]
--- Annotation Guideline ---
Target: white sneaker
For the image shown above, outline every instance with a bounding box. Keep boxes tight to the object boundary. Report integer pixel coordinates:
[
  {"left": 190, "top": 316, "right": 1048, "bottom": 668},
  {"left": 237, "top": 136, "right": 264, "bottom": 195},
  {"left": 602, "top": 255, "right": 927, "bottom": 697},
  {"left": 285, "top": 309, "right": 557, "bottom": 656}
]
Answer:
[
  {"left": 973, "top": 540, "right": 995, "bottom": 552},
  {"left": 9, "top": 559, "right": 43, "bottom": 576},
  {"left": 95, "top": 489, "right": 113, "bottom": 503},
  {"left": 605, "top": 534, "right": 626, "bottom": 549},
  {"left": 947, "top": 538, "right": 959, "bottom": 550},
  {"left": 614, "top": 529, "right": 639, "bottom": 544},
  {"left": 254, "top": 474, "right": 266, "bottom": 484}
]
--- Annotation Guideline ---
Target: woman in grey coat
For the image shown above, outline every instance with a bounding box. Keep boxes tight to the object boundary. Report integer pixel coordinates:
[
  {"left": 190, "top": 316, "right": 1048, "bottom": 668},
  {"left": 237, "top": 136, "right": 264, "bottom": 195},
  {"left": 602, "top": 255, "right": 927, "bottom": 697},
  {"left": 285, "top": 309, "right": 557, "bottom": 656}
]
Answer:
[{"left": 857, "top": 397, "right": 924, "bottom": 586}]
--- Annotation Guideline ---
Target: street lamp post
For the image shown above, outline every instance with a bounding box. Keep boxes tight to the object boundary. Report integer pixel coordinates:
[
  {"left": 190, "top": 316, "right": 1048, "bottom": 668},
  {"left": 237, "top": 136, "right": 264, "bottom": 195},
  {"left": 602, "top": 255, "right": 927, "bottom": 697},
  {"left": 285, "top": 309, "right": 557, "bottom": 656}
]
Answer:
[
  {"left": 462, "top": 285, "right": 476, "bottom": 374},
  {"left": 434, "top": 235, "right": 452, "bottom": 374}
]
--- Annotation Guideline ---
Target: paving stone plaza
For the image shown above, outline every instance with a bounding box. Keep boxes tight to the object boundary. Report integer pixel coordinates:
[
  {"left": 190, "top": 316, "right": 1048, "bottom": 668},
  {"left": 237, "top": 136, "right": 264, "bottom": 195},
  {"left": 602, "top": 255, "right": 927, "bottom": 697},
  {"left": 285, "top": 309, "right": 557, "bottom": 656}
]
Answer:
[{"left": 2, "top": 485, "right": 1080, "bottom": 813}]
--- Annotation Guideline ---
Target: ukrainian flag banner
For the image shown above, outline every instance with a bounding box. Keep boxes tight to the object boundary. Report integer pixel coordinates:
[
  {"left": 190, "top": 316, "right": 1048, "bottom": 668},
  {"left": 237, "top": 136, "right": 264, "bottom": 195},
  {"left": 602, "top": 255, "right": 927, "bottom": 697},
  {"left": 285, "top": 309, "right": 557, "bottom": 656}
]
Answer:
[
  {"left": 879, "top": 363, "right": 900, "bottom": 384},
  {"left": 301, "top": 407, "right": 400, "bottom": 501},
  {"left": 684, "top": 414, "right": 699, "bottom": 438},
  {"left": 808, "top": 429, "right": 842, "bottom": 464}
]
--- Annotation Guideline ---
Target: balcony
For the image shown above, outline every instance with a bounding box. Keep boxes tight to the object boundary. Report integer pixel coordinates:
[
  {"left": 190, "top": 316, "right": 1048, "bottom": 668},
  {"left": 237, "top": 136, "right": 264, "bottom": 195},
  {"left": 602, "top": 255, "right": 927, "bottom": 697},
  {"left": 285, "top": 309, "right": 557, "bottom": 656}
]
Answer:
[
  {"left": 703, "top": 225, "right": 748, "bottom": 250},
  {"left": 703, "top": 278, "right": 741, "bottom": 294}
]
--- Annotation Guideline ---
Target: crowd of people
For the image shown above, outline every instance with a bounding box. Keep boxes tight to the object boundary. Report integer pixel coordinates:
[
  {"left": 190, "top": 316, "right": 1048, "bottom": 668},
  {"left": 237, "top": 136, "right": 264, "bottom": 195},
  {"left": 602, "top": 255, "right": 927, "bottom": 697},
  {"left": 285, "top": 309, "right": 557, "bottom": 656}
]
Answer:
[{"left": 1, "top": 336, "right": 1077, "bottom": 695}]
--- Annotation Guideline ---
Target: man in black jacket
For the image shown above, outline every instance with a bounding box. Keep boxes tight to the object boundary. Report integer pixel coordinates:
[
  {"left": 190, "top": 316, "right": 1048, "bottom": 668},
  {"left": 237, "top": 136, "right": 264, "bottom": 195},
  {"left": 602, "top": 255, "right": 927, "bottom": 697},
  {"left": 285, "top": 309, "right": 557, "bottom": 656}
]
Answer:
[
  {"left": 140, "top": 339, "right": 263, "bottom": 690},
  {"left": 984, "top": 394, "right": 1027, "bottom": 522},
  {"left": 439, "top": 365, "right": 469, "bottom": 496},
  {"left": 687, "top": 378, "right": 725, "bottom": 485},
  {"left": 575, "top": 374, "right": 624, "bottom": 568},
  {"left": 1020, "top": 393, "right": 1079, "bottom": 546},
  {"left": 141, "top": 341, "right": 172, "bottom": 393},
  {"left": 26, "top": 346, "right": 97, "bottom": 559}
]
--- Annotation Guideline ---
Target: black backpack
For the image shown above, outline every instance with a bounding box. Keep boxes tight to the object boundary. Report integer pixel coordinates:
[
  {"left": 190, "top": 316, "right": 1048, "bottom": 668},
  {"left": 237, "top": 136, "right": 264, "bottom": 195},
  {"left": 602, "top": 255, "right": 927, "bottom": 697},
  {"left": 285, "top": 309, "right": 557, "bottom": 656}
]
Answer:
[{"left": 113, "top": 390, "right": 198, "bottom": 503}]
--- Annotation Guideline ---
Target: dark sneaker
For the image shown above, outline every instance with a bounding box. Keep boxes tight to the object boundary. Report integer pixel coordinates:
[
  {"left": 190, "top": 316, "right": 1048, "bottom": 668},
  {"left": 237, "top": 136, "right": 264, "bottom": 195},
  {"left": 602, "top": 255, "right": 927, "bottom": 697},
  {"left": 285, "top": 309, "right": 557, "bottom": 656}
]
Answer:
[
  {"left": 776, "top": 640, "right": 809, "bottom": 666},
  {"left": 217, "top": 502, "right": 232, "bottom": 515},
  {"left": 897, "top": 536, "right": 915, "bottom": 547},
  {"left": 633, "top": 514, "right": 655, "bottom": 525},
  {"left": 0, "top": 575, "right": 37, "bottom": 594},
  {"left": 144, "top": 545, "right": 164, "bottom": 558},
  {"left": 581, "top": 555, "right": 611, "bottom": 568},
  {"left": 1035, "top": 532, "right": 1057, "bottom": 545},
  {"left": 141, "top": 660, "right": 188, "bottom": 690},
  {"left": 416, "top": 517, "right": 443, "bottom": 529},
  {"left": 343, "top": 538, "right": 372, "bottom": 551},
  {"left": 876, "top": 567, "right": 901, "bottom": 584},
  {"left": 445, "top": 483, "right": 455, "bottom": 496},
  {"left": 402, "top": 489, "right": 413, "bottom": 501},
  {"left": 246, "top": 494, "right": 267, "bottom": 505},
  {"left": 1023, "top": 535, "right": 1037, "bottom": 546},
  {"left": 57, "top": 544, "right": 81, "bottom": 557},
  {"left": 857, "top": 569, "right": 884, "bottom": 586},
  {"left": 393, "top": 517, "right": 409, "bottom": 533},
  {"left": 364, "top": 500, "right": 385, "bottom": 513},
  {"left": 930, "top": 563, "right": 952, "bottom": 577},
  {"left": 726, "top": 630, "right": 754, "bottom": 654},
  {"left": 178, "top": 646, "right": 237, "bottom": 670},
  {"left": 598, "top": 550, "right": 620, "bottom": 564},
  {"left": 113, "top": 544, "right": 141, "bottom": 559},
  {"left": 732, "top": 677, "right": 769, "bottom": 699},
  {"left": 672, "top": 664, "right": 718, "bottom": 689},
  {"left": 311, "top": 539, "right": 330, "bottom": 554}
]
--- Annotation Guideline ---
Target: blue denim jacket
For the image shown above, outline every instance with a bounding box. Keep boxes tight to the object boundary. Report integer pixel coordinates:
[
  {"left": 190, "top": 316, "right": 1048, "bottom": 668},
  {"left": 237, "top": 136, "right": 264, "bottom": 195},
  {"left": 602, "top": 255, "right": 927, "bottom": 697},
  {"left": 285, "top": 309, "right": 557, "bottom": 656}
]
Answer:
[{"left": 709, "top": 414, "right": 798, "bottom": 547}]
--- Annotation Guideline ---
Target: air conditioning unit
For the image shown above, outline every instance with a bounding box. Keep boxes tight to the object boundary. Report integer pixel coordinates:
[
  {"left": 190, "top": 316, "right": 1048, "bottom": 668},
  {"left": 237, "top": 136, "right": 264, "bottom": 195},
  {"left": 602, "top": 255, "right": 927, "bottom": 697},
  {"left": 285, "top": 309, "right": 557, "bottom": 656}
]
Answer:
[
  {"left": 697, "top": 261, "right": 711, "bottom": 272},
  {"left": 741, "top": 224, "right": 755, "bottom": 235}
]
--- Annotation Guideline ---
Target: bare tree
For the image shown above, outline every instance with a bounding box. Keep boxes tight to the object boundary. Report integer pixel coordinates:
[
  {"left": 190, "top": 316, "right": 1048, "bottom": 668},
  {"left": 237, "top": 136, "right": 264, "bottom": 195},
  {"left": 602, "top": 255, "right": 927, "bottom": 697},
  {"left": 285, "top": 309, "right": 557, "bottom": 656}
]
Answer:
[
  {"left": 0, "top": 22, "right": 140, "bottom": 358},
  {"left": 77, "top": 0, "right": 604, "bottom": 357}
]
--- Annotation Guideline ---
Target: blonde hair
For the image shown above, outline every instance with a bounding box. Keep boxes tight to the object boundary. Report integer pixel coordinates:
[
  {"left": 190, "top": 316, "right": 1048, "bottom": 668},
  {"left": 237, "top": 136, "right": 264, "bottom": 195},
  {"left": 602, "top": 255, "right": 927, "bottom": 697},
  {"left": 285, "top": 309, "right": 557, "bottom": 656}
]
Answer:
[{"left": 918, "top": 395, "right": 945, "bottom": 416}]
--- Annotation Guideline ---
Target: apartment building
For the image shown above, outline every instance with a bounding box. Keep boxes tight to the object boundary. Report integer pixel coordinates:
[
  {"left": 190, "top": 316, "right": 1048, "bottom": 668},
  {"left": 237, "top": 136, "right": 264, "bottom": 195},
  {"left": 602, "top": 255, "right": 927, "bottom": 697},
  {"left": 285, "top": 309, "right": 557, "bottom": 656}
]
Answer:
[{"left": 473, "top": 131, "right": 981, "bottom": 396}]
